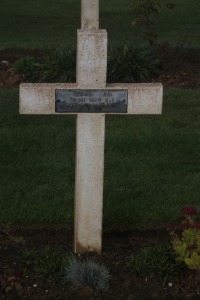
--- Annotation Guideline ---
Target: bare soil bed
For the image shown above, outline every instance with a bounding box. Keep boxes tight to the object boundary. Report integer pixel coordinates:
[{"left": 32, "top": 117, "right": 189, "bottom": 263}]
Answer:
[{"left": 0, "top": 226, "right": 200, "bottom": 300}]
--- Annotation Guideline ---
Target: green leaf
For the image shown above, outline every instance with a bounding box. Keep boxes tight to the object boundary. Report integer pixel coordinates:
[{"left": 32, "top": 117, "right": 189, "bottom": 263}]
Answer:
[{"left": 184, "top": 258, "right": 195, "bottom": 269}]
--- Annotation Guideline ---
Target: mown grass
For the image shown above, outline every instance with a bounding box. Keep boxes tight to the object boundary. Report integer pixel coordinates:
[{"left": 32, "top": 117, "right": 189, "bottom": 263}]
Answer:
[
  {"left": 0, "top": 88, "right": 200, "bottom": 226},
  {"left": 0, "top": 0, "right": 199, "bottom": 49}
]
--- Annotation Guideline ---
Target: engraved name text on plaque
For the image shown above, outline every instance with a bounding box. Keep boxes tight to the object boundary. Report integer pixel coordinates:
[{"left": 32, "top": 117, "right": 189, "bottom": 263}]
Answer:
[{"left": 55, "top": 89, "right": 128, "bottom": 113}]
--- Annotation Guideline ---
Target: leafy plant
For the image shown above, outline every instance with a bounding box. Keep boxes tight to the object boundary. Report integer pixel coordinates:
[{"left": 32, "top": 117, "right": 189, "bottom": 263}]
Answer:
[
  {"left": 127, "top": 244, "right": 185, "bottom": 283},
  {"left": 13, "top": 45, "right": 160, "bottom": 83},
  {"left": 40, "top": 49, "right": 76, "bottom": 82},
  {"left": 131, "top": 0, "right": 175, "bottom": 46},
  {"left": 107, "top": 43, "right": 160, "bottom": 83},
  {"left": 131, "top": 0, "right": 161, "bottom": 46},
  {"left": 168, "top": 206, "right": 200, "bottom": 271},
  {"left": 63, "top": 256, "right": 111, "bottom": 292},
  {"left": 13, "top": 49, "right": 76, "bottom": 83}
]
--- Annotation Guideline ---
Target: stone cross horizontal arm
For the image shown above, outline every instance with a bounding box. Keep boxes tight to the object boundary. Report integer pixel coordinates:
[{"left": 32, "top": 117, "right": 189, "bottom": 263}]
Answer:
[
  {"left": 20, "top": 82, "right": 162, "bottom": 115},
  {"left": 20, "top": 30, "right": 162, "bottom": 115}
]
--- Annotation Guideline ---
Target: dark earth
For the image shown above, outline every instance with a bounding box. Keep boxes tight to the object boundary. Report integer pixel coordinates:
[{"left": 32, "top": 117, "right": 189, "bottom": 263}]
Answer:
[
  {"left": 1, "top": 49, "right": 200, "bottom": 299},
  {"left": 1, "top": 226, "right": 200, "bottom": 300}
]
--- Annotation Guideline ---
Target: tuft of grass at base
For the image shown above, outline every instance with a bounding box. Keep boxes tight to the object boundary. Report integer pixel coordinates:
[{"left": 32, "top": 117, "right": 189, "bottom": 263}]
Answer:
[
  {"left": 25, "top": 247, "right": 69, "bottom": 285},
  {"left": 1, "top": 89, "right": 200, "bottom": 226},
  {"left": 63, "top": 256, "right": 111, "bottom": 292},
  {"left": 126, "top": 244, "right": 186, "bottom": 284}
]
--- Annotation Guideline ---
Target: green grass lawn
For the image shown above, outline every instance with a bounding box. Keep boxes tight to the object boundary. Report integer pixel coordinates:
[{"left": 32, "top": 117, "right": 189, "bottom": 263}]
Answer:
[
  {"left": 0, "top": 0, "right": 199, "bottom": 50},
  {"left": 1, "top": 88, "right": 200, "bottom": 226}
]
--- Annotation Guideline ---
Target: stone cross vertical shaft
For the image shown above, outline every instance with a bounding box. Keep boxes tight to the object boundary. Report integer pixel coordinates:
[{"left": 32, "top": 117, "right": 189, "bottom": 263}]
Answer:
[
  {"left": 81, "top": 0, "right": 99, "bottom": 29},
  {"left": 19, "top": 0, "right": 163, "bottom": 253},
  {"left": 75, "top": 0, "right": 107, "bottom": 252}
]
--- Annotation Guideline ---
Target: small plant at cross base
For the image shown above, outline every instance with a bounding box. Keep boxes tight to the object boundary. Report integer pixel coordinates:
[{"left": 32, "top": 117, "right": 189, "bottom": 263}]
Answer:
[
  {"left": 168, "top": 206, "right": 200, "bottom": 271},
  {"left": 25, "top": 247, "right": 69, "bottom": 285},
  {"left": 63, "top": 256, "right": 111, "bottom": 293},
  {"left": 126, "top": 244, "right": 185, "bottom": 284}
]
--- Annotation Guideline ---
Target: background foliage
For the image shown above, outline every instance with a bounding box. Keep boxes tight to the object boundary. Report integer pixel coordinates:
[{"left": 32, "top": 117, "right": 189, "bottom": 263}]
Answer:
[{"left": 0, "top": 0, "right": 199, "bottom": 49}]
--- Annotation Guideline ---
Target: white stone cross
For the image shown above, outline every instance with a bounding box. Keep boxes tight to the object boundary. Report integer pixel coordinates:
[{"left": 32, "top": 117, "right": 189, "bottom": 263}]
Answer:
[{"left": 19, "top": 0, "right": 163, "bottom": 253}]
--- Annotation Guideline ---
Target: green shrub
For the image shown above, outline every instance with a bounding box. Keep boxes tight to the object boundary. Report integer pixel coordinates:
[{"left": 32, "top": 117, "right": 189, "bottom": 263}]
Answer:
[
  {"left": 13, "top": 50, "right": 76, "bottom": 83},
  {"left": 127, "top": 244, "right": 185, "bottom": 283},
  {"left": 13, "top": 56, "right": 40, "bottom": 81},
  {"left": 63, "top": 256, "right": 111, "bottom": 292},
  {"left": 40, "top": 49, "right": 76, "bottom": 82},
  {"left": 13, "top": 45, "right": 160, "bottom": 83},
  {"left": 107, "top": 43, "right": 160, "bottom": 83}
]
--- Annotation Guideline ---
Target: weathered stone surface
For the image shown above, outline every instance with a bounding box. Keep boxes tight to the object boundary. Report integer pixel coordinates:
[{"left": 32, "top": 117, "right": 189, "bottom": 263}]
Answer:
[
  {"left": 81, "top": 0, "right": 99, "bottom": 30},
  {"left": 20, "top": 83, "right": 163, "bottom": 115},
  {"left": 19, "top": 0, "right": 163, "bottom": 255},
  {"left": 20, "top": 83, "right": 76, "bottom": 114},
  {"left": 77, "top": 30, "right": 107, "bottom": 89},
  {"left": 74, "top": 114, "right": 105, "bottom": 253}
]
